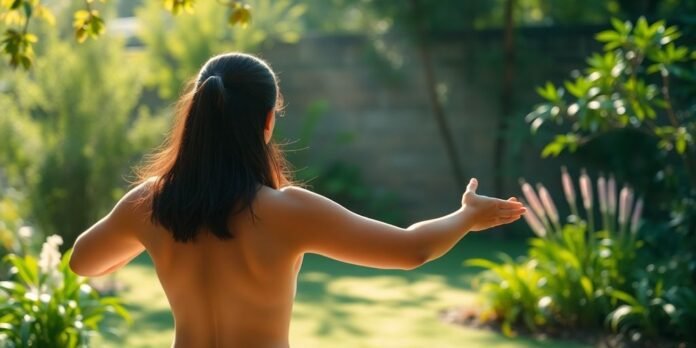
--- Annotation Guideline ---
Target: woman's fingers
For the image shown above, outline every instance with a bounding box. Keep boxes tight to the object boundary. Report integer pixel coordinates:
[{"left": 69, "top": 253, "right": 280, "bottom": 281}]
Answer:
[
  {"left": 498, "top": 199, "right": 524, "bottom": 209},
  {"left": 500, "top": 208, "right": 526, "bottom": 219},
  {"left": 497, "top": 215, "right": 522, "bottom": 225},
  {"left": 466, "top": 178, "right": 479, "bottom": 194}
]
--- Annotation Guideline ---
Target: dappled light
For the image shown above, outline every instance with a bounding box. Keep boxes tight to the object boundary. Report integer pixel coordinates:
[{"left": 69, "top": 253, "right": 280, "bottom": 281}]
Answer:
[{"left": 1, "top": 0, "right": 695, "bottom": 347}]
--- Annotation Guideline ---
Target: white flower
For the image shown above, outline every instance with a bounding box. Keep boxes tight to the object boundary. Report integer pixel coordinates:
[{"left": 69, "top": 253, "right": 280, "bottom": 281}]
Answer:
[
  {"left": 46, "top": 235, "right": 63, "bottom": 248},
  {"left": 38, "top": 234, "right": 64, "bottom": 289},
  {"left": 18, "top": 226, "right": 34, "bottom": 240}
]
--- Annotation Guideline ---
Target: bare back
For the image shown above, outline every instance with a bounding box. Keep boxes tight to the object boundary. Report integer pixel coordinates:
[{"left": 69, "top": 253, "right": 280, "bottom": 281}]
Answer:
[
  {"left": 70, "top": 180, "right": 524, "bottom": 347},
  {"left": 137, "top": 186, "right": 303, "bottom": 347}
]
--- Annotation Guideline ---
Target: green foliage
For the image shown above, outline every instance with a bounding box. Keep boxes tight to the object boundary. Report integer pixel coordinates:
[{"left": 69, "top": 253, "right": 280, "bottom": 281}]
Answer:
[
  {"left": 0, "top": 236, "right": 130, "bottom": 347},
  {"left": 526, "top": 18, "right": 696, "bottom": 186},
  {"left": 466, "top": 255, "right": 545, "bottom": 337},
  {"left": 601, "top": 245, "right": 696, "bottom": 342},
  {"left": 468, "top": 222, "right": 637, "bottom": 336},
  {"left": 525, "top": 19, "right": 696, "bottom": 300},
  {"left": 1, "top": 29, "right": 36, "bottom": 69},
  {"left": 468, "top": 168, "right": 696, "bottom": 343},
  {"left": 0, "top": 192, "right": 26, "bottom": 263},
  {"left": 73, "top": 8, "right": 105, "bottom": 43},
  {"left": 0, "top": 0, "right": 54, "bottom": 69},
  {"left": 0, "top": 11, "right": 168, "bottom": 245},
  {"left": 467, "top": 172, "right": 642, "bottom": 335},
  {"left": 137, "top": 0, "right": 306, "bottom": 98},
  {"left": 0, "top": 0, "right": 253, "bottom": 70}
]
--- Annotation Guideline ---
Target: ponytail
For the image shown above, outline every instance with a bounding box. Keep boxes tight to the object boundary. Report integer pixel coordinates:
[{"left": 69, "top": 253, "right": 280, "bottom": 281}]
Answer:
[{"left": 139, "top": 53, "right": 292, "bottom": 243}]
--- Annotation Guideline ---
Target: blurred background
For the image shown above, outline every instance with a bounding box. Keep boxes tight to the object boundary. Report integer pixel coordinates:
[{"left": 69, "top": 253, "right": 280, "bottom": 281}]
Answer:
[{"left": 1, "top": 0, "right": 695, "bottom": 347}]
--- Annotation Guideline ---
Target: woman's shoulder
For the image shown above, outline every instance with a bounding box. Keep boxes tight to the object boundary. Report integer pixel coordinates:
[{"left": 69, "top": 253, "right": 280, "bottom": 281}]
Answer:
[
  {"left": 125, "top": 177, "right": 158, "bottom": 205},
  {"left": 256, "top": 185, "right": 332, "bottom": 213},
  {"left": 107, "top": 177, "right": 159, "bottom": 221},
  {"left": 253, "top": 185, "right": 349, "bottom": 233}
]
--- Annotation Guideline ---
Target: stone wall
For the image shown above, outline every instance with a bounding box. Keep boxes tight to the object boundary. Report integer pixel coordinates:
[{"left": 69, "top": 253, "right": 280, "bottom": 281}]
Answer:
[{"left": 263, "top": 27, "right": 603, "bottom": 221}]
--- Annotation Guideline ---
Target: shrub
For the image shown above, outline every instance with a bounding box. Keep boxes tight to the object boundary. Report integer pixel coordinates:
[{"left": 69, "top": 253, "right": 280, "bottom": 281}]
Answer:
[
  {"left": 467, "top": 168, "right": 643, "bottom": 336},
  {"left": 526, "top": 17, "right": 695, "bottom": 186},
  {"left": 0, "top": 235, "right": 130, "bottom": 347},
  {"left": 524, "top": 17, "right": 696, "bottom": 254},
  {"left": 468, "top": 167, "right": 696, "bottom": 344}
]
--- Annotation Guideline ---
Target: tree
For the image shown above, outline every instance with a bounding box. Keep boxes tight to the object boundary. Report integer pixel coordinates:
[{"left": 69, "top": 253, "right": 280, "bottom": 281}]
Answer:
[
  {"left": 0, "top": 6, "right": 168, "bottom": 245},
  {"left": 0, "top": 0, "right": 252, "bottom": 70},
  {"left": 137, "top": 0, "right": 305, "bottom": 99}
]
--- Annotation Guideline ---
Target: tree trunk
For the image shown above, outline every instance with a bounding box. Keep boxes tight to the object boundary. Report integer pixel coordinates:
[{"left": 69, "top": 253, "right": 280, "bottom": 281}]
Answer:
[
  {"left": 493, "top": 0, "right": 516, "bottom": 197},
  {"left": 410, "top": 0, "right": 466, "bottom": 191}
]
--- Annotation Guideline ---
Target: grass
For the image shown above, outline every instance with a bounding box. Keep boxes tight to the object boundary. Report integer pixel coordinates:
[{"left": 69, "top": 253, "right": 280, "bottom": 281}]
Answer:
[{"left": 94, "top": 233, "right": 590, "bottom": 348}]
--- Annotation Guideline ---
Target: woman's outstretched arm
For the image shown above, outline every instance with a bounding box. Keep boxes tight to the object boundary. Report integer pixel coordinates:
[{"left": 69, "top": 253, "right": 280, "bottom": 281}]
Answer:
[
  {"left": 69, "top": 183, "right": 148, "bottom": 277},
  {"left": 261, "top": 178, "right": 525, "bottom": 270}
]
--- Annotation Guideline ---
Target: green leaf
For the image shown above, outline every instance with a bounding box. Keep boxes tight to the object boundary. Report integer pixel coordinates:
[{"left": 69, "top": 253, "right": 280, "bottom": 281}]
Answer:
[
  {"left": 646, "top": 63, "right": 663, "bottom": 74},
  {"left": 464, "top": 258, "right": 501, "bottom": 270},
  {"left": 580, "top": 276, "right": 593, "bottom": 298},
  {"left": 610, "top": 290, "right": 641, "bottom": 306},
  {"left": 595, "top": 30, "right": 620, "bottom": 43},
  {"left": 535, "top": 82, "right": 558, "bottom": 102},
  {"left": 0, "top": 281, "right": 25, "bottom": 295},
  {"left": 228, "top": 4, "right": 252, "bottom": 28},
  {"left": 75, "top": 28, "right": 87, "bottom": 43},
  {"left": 676, "top": 132, "right": 687, "bottom": 154},
  {"left": 73, "top": 9, "right": 90, "bottom": 21},
  {"left": 541, "top": 141, "right": 564, "bottom": 158},
  {"left": 24, "top": 33, "right": 37, "bottom": 43},
  {"left": 611, "top": 17, "right": 631, "bottom": 34},
  {"left": 21, "top": 0, "right": 30, "bottom": 17},
  {"left": 9, "top": 0, "right": 21, "bottom": 10}
]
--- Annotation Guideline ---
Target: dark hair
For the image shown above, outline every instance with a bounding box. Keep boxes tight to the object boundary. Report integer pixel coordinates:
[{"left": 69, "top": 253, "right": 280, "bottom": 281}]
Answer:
[{"left": 137, "top": 53, "right": 292, "bottom": 242}]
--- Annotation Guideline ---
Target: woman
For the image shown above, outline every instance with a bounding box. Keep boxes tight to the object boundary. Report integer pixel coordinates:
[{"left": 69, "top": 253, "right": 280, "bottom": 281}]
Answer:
[{"left": 70, "top": 52, "right": 526, "bottom": 347}]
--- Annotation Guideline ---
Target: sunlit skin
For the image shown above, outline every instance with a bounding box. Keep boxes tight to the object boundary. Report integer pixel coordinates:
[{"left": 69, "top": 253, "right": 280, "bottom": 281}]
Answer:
[{"left": 70, "top": 110, "right": 526, "bottom": 347}]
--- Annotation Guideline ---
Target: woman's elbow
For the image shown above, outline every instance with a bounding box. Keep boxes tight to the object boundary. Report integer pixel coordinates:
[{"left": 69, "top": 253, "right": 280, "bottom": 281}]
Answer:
[
  {"left": 399, "top": 251, "right": 430, "bottom": 270},
  {"left": 68, "top": 251, "right": 91, "bottom": 276},
  {"left": 68, "top": 245, "right": 100, "bottom": 277},
  {"left": 397, "top": 235, "right": 432, "bottom": 270}
]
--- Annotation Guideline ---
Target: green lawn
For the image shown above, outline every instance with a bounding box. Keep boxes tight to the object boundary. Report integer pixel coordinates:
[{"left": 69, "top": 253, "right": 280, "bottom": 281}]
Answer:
[{"left": 94, "top": 233, "right": 589, "bottom": 348}]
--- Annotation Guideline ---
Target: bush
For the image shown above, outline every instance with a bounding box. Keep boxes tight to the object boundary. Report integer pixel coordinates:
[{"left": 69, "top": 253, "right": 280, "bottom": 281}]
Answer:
[
  {"left": 0, "top": 235, "right": 130, "bottom": 347},
  {"left": 467, "top": 168, "right": 695, "bottom": 344},
  {"left": 467, "top": 168, "right": 641, "bottom": 335},
  {"left": 527, "top": 17, "right": 695, "bottom": 182}
]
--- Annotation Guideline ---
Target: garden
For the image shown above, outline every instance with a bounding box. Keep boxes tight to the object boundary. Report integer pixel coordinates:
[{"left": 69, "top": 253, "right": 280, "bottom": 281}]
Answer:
[{"left": 1, "top": 0, "right": 695, "bottom": 347}]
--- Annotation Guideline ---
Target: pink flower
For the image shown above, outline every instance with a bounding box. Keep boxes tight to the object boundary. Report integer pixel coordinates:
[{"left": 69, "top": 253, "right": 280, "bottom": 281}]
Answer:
[
  {"left": 631, "top": 198, "right": 643, "bottom": 235},
  {"left": 561, "top": 166, "right": 576, "bottom": 208},
  {"left": 579, "top": 169, "right": 593, "bottom": 210},
  {"left": 521, "top": 181, "right": 546, "bottom": 219},
  {"left": 522, "top": 203, "right": 546, "bottom": 238},
  {"left": 537, "top": 184, "right": 559, "bottom": 225},
  {"left": 597, "top": 175, "right": 607, "bottom": 213},
  {"left": 618, "top": 186, "right": 634, "bottom": 226},
  {"left": 608, "top": 175, "right": 617, "bottom": 216}
]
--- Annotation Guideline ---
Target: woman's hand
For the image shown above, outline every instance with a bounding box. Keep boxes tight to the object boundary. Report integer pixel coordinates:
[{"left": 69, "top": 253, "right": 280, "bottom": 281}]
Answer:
[{"left": 461, "top": 178, "right": 526, "bottom": 232}]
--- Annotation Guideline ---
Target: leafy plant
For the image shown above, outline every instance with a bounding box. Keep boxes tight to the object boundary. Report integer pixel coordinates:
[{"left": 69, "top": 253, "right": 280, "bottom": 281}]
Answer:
[
  {"left": 0, "top": 235, "right": 130, "bottom": 347},
  {"left": 0, "top": 13, "right": 172, "bottom": 246},
  {"left": 137, "top": 0, "right": 306, "bottom": 99},
  {"left": 526, "top": 18, "right": 696, "bottom": 188},
  {"left": 0, "top": 0, "right": 253, "bottom": 69},
  {"left": 607, "top": 259, "right": 696, "bottom": 342},
  {"left": 521, "top": 18, "right": 696, "bottom": 343},
  {"left": 467, "top": 168, "right": 644, "bottom": 336}
]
